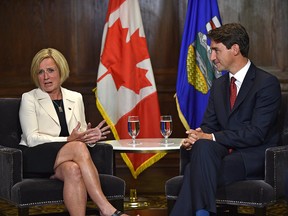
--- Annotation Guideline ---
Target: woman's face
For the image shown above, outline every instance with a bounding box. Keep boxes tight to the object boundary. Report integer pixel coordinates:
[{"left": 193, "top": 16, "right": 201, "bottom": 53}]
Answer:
[{"left": 37, "top": 58, "right": 61, "bottom": 94}]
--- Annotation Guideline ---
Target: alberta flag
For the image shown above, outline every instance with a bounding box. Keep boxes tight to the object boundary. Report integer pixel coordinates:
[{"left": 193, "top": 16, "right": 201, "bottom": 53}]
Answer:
[
  {"left": 95, "top": 0, "right": 165, "bottom": 179},
  {"left": 175, "top": 0, "right": 222, "bottom": 130}
]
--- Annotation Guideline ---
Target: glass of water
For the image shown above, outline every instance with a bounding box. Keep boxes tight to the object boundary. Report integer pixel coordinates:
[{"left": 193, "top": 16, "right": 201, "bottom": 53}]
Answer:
[
  {"left": 160, "top": 115, "right": 173, "bottom": 145},
  {"left": 128, "top": 116, "right": 140, "bottom": 145}
]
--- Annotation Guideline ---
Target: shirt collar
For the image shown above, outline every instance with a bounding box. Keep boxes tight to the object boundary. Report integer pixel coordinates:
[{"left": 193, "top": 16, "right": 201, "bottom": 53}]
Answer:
[{"left": 229, "top": 59, "right": 251, "bottom": 83}]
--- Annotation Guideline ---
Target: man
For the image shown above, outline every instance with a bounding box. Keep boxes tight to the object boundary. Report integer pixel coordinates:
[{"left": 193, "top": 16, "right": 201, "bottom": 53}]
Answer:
[{"left": 170, "top": 23, "right": 281, "bottom": 216}]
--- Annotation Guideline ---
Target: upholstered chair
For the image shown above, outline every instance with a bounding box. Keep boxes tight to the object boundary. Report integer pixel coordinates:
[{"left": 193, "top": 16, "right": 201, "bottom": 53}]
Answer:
[
  {"left": 0, "top": 98, "right": 125, "bottom": 216},
  {"left": 165, "top": 93, "right": 288, "bottom": 216}
]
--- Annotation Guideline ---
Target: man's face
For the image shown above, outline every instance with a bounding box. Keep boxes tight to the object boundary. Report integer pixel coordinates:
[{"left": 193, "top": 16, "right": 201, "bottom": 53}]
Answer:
[{"left": 210, "top": 40, "right": 234, "bottom": 72}]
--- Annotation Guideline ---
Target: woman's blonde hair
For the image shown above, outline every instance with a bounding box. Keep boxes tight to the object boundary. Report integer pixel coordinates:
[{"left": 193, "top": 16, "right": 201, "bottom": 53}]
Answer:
[{"left": 30, "top": 48, "right": 70, "bottom": 87}]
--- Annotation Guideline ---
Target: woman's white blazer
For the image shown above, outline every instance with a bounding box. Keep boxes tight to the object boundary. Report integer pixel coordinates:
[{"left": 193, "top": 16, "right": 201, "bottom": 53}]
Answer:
[{"left": 19, "top": 87, "right": 87, "bottom": 147}]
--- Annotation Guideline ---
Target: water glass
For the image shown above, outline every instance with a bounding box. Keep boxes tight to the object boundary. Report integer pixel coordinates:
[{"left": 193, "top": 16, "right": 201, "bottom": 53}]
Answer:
[
  {"left": 128, "top": 116, "right": 140, "bottom": 145},
  {"left": 160, "top": 115, "right": 173, "bottom": 144}
]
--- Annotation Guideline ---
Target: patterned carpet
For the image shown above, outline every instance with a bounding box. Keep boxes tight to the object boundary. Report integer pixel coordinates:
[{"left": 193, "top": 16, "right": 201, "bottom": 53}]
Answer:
[
  {"left": 237, "top": 201, "right": 288, "bottom": 216},
  {"left": 0, "top": 196, "right": 288, "bottom": 216}
]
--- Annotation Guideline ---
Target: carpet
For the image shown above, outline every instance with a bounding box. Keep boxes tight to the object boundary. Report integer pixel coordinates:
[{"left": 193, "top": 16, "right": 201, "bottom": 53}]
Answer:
[{"left": 0, "top": 196, "right": 288, "bottom": 216}]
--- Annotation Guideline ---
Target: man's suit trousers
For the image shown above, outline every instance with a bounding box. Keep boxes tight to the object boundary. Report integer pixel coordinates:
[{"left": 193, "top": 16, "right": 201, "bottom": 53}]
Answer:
[{"left": 170, "top": 139, "right": 246, "bottom": 216}]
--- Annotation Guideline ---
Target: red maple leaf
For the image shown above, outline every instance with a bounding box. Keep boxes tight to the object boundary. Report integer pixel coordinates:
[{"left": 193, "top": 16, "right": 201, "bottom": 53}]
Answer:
[{"left": 100, "top": 19, "right": 152, "bottom": 94}]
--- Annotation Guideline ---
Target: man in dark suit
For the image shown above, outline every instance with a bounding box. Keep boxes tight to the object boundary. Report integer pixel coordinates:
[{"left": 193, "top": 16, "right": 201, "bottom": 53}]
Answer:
[{"left": 170, "top": 23, "right": 281, "bottom": 216}]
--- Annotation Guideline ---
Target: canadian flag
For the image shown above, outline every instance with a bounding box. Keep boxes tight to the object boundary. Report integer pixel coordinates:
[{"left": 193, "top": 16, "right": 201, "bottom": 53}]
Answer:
[{"left": 96, "top": 0, "right": 165, "bottom": 179}]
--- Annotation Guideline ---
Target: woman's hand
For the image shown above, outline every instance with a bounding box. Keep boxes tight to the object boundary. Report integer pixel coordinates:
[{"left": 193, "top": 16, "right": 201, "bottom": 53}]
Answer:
[
  {"left": 67, "top": 120, "right": 111, "bottom": 144},
  {"left": 67, "top": 122, "right": 86, "bottom": 142},
  {"left": 84, "top": 120, "right": 111, "bottom": 144},
  {"left": 94, "top": 120, "right": 111, "bottom": 140}
]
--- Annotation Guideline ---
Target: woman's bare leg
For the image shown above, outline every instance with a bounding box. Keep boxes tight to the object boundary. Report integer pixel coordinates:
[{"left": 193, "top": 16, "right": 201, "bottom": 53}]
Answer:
[
  {"left": 53, "top": 141, "right": 128, "bottom": 216},
  {"left": 53, "top": 161, "right": 87, "bottom": 216}
]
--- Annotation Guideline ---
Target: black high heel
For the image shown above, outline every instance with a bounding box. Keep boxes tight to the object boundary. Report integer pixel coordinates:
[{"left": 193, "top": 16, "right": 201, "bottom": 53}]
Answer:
[{"left": 111, "top": 210, "right": 125, "bottom": 216}]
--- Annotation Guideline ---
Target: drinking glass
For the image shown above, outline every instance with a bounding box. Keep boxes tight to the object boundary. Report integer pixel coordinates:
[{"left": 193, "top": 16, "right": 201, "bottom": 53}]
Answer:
[
  {"left": 128, "top": 116, "right": 140, "bottom": 145},
  {"left": 160, "top": 115, "right": 173, "bottom": 144}
]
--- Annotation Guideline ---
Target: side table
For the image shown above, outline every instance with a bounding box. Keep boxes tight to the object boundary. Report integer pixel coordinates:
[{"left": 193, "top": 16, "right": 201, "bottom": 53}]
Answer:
[{"left": 104, "top": 138, "right": 183, "bottom": 209}]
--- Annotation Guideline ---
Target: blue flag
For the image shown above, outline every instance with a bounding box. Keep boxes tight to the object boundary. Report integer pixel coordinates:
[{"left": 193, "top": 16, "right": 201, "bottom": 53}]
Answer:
[{"left": 175, "top": 0, "right": 222, "bottom": 130}]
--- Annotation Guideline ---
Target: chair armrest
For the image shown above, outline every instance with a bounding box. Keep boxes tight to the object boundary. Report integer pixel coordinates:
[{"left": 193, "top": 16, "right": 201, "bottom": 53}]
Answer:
[
  {"left": 265, "top": 145, "right": 288, "bottom": 199},
  {"left": 89, "top": 143, "right": 114, "bottom": 175},
  {"left": 0, "top": 145, "right": 22, "bottom": 200}
]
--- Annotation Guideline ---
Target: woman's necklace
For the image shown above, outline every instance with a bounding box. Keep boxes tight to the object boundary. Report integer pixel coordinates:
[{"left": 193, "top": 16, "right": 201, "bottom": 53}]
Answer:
[{"left": 52, "top": 100, "right": 63, "bottom": 113}]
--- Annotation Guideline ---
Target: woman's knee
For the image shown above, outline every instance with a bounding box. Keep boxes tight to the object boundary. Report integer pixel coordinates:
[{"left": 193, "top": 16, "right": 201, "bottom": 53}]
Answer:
[
  {"left": 54, "top": 142, "right": 92, "bottom": 173},
  {"left": 66, "top": 141, "right": 91, "bottom": 159},
  {"left": 60, "top": 162, "right": 82, "bottom": 180}
]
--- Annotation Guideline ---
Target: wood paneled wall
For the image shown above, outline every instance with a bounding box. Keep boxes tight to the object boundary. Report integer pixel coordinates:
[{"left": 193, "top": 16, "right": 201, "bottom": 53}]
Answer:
[{"left": 0, "top": 0, "right": 287, "bottom": 195}]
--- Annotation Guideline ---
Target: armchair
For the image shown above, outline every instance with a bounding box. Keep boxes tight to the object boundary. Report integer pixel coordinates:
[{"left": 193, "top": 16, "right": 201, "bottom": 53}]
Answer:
[
  {"left": 0, "top": 98, "right": 125, "bottom": 216},
  {"left": 165, "top": 93, "right": 288, "bottom": 216}
]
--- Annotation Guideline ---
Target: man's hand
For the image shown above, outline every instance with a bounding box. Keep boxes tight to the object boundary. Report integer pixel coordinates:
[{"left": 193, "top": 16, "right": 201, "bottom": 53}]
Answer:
[{"left": 181, "top": 127, "right": 212, "bottom": 150}]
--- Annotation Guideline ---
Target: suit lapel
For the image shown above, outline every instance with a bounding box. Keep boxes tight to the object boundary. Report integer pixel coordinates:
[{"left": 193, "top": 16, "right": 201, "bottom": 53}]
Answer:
[
  {"left": 221, "top": 74, "right": 231, "bottom": 115},
  {"left": 35, "top": 87, "right": 77, "bottom": 126},
  {"left": 231, "top": 64, "right": 256, "bottom": 112},
  {"left": 61, "top": 88, "right": 76, "bottom": 124},
  {"left": 35, "top": 88, "right": 60, "bottom": 125}
]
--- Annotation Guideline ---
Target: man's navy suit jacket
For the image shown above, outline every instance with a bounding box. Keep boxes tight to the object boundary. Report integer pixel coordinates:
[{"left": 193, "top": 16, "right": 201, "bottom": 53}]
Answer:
[{"left": 201, "top": 63, "right": 281, "bottom": 179}]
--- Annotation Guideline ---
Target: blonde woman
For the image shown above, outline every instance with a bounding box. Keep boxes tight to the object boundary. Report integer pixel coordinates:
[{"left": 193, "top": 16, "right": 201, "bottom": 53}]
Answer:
[{"left": 19, "top": 48, "right": 128, "bottom": 216}]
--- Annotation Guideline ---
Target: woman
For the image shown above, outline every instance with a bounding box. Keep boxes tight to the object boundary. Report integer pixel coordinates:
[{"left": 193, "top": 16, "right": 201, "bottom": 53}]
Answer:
[{"left": 19, "top": 48, "right": 128, "bottom": 216}]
